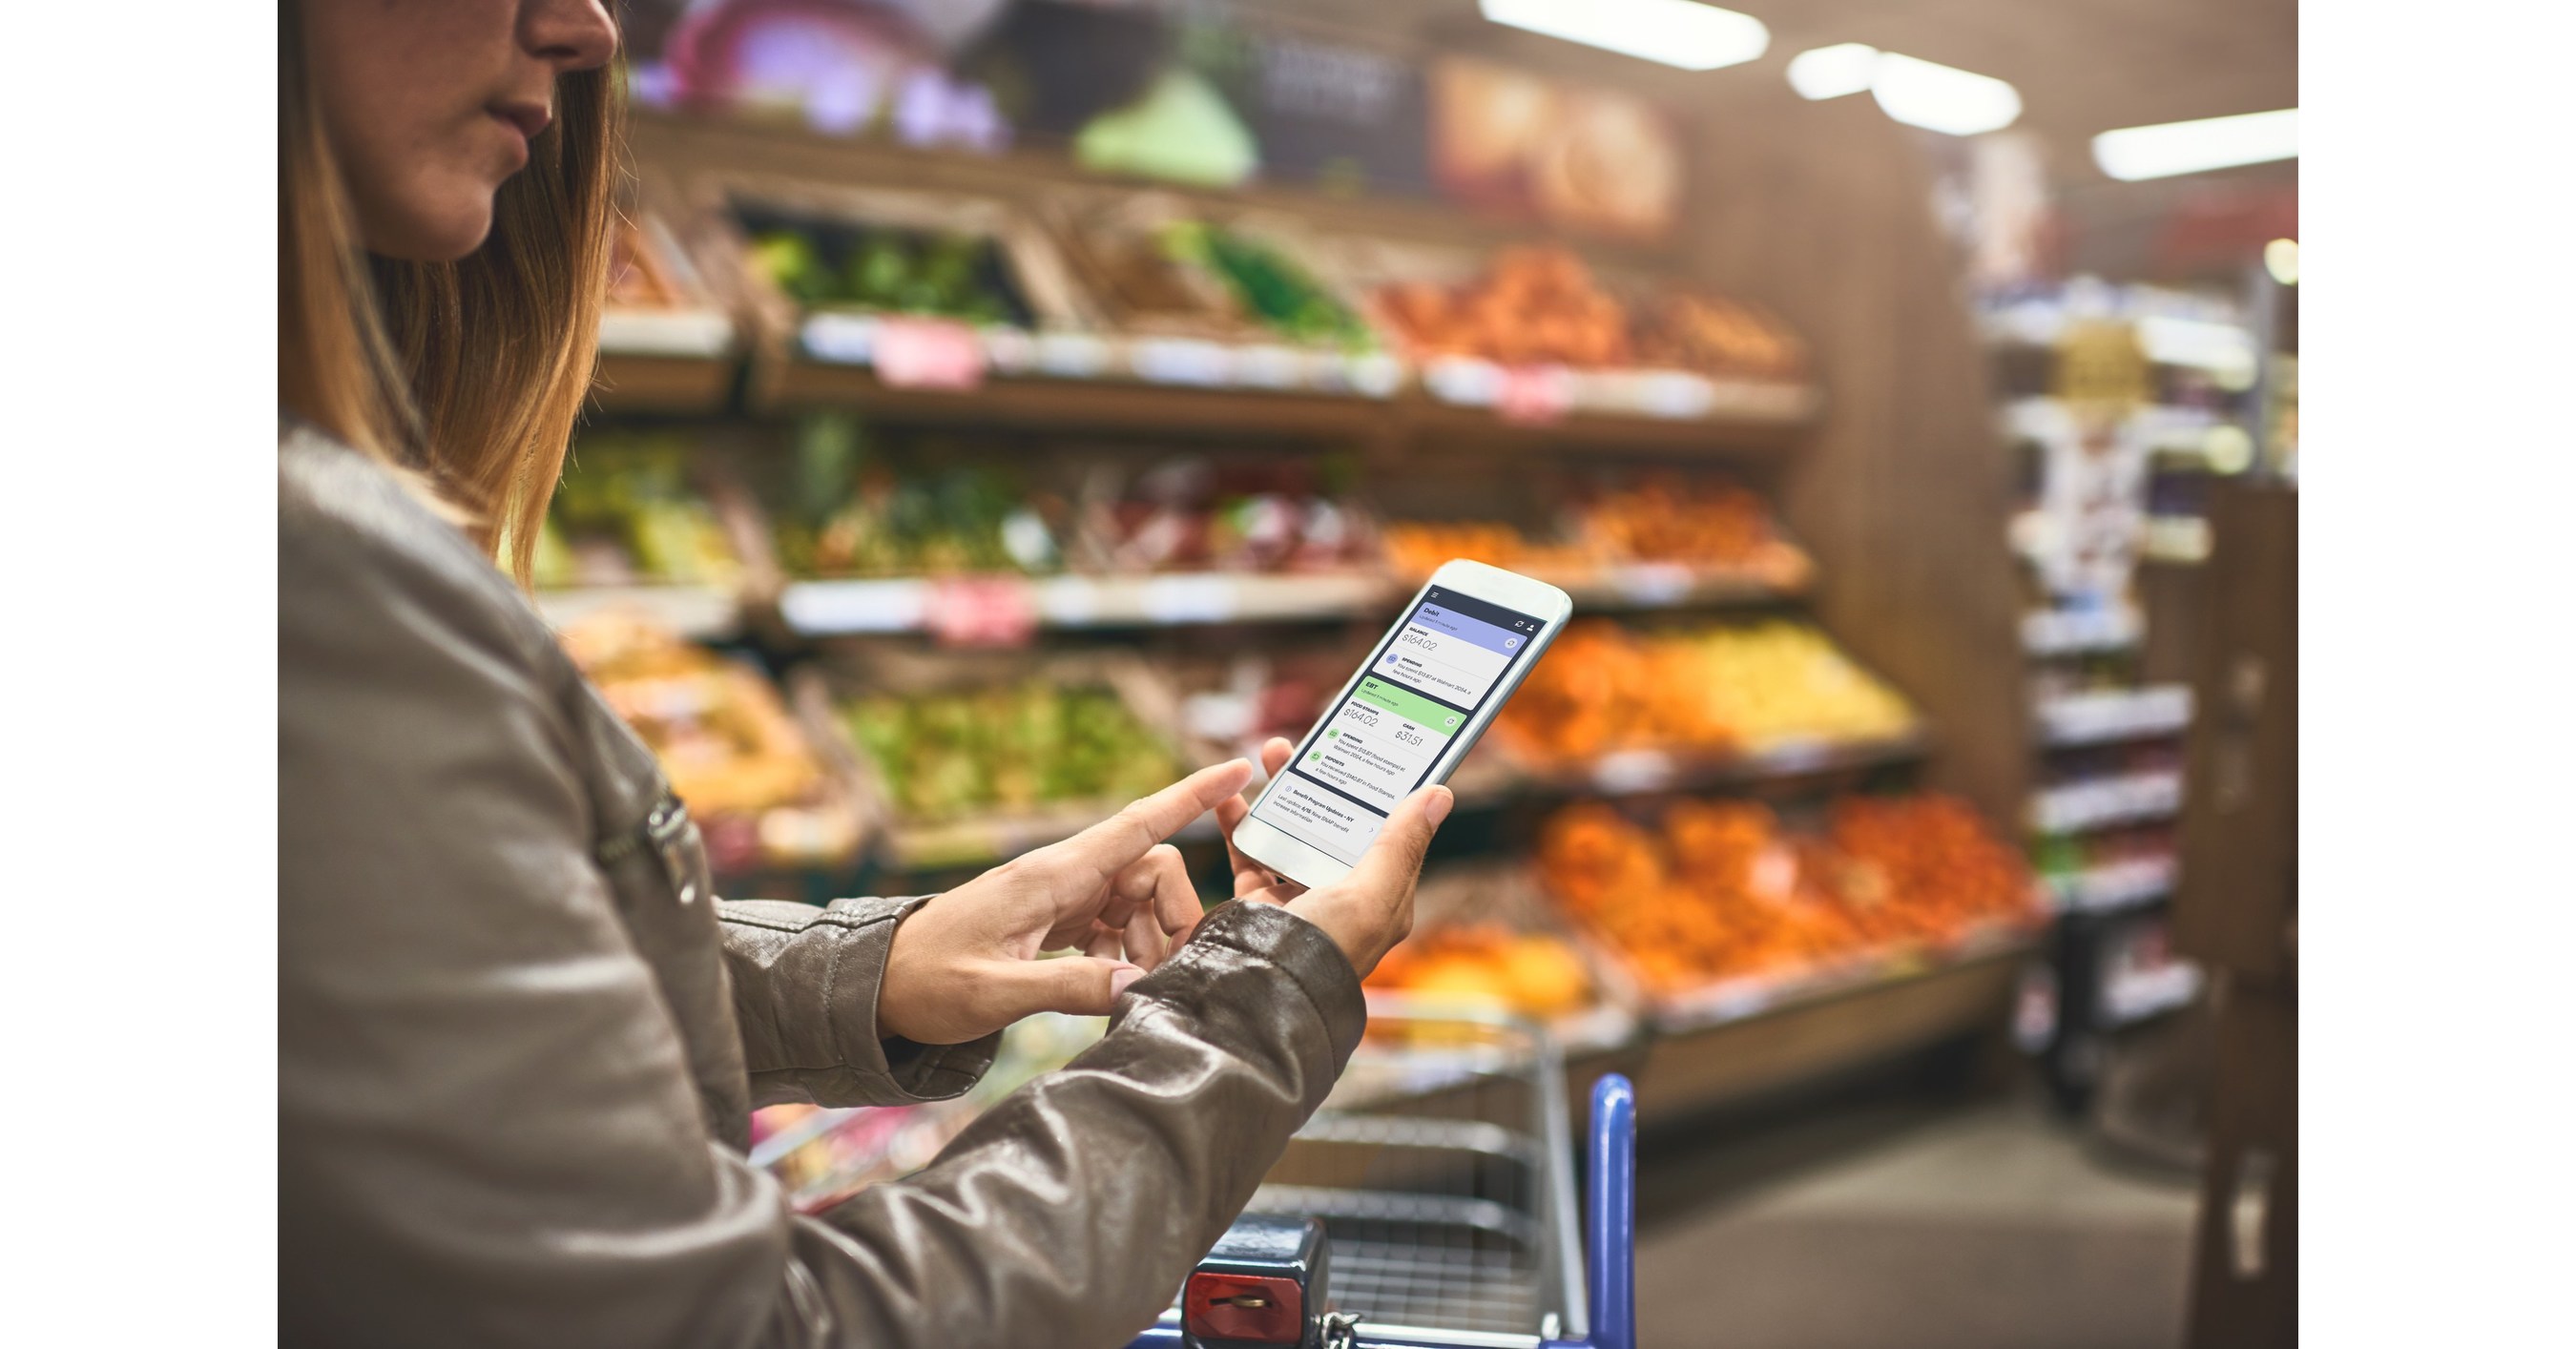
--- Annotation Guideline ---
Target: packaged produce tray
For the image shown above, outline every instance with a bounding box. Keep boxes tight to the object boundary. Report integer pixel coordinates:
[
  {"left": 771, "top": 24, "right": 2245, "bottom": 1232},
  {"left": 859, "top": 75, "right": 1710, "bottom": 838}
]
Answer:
[
  {"left": 676, "top": 171, "right": 1103, "bottom": 387},
  {"left": 1364, "top": 858, "right": 1646, "bottom": 1058},
  {"left": 790, "top": 641, "right": 1195, "bottom": 872},
  {"left": 558, "top": 612, "right": 870, "bottom": 877},
  {"left": 1037, "top": 188, "right": 1404, "bottom": 397}
]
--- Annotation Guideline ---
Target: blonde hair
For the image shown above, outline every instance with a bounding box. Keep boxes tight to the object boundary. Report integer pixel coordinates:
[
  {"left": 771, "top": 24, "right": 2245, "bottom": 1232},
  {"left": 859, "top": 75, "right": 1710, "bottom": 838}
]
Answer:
[{"left": 279, "top": 1, "right": 623, "bottom": 586}]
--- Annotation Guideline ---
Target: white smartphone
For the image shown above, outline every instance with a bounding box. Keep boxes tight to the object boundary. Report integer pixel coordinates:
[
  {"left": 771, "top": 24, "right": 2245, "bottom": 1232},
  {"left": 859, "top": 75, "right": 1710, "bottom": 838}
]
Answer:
[{"left": 1232, "top": 559, "right": 1574, "bottom": 890}]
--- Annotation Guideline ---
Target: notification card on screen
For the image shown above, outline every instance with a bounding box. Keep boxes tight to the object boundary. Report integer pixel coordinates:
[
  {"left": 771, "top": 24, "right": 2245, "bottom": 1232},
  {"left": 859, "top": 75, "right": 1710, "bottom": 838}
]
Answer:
[{"left": 1251, "top": 587, "right": 1546, "bottom": 864}]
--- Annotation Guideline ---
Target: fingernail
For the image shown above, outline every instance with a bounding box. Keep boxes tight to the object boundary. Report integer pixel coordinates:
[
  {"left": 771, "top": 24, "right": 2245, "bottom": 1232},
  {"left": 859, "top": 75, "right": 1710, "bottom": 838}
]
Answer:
[
  {"left": 1424, "top": 787, "right": 1454, "bottom": 827},
  {"left": 1110, "top": 965, "right": 1144, "bottom": 997}
]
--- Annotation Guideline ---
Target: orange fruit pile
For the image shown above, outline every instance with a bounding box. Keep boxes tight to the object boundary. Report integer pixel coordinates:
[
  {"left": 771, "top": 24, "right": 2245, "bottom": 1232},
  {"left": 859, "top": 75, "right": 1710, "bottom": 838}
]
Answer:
[
  {"left": 1380, "top": 521, "right": 1595, "bottom": 580},
  {"left": 1536, "top": 795, "right": 2037, "bottom": 995},
  {"left": 1365, "top": 922, "right": 1594, "bottom": 1019},
  {"left": 1492, "top": 621, "right": 1658, "bottom": 764},
  {"left": 1376, "top": 247, "right": 1632, "bottom": 368},
  {"left": 1574, "top": 477, "right": 1806, "bottom": 575},
  {"left": 1827, "top": 795, "right": 2036, "bottom": 941},
  {"left": 1493, "top": 619, "right": 1915, "bottom": 766},
  {"left": 1381, "top": 479, "right": 1811, "bottom": 589}
]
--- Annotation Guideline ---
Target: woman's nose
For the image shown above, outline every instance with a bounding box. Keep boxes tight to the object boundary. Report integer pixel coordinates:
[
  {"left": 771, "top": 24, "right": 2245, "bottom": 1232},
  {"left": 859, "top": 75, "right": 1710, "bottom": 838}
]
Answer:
[{"left": 522, "top": 0, "right": 618, "bottom": 73}]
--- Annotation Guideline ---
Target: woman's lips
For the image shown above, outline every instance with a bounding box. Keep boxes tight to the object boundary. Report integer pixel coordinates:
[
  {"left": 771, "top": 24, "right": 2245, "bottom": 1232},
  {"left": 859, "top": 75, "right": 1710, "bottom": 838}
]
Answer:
[
  {"left": 487, "top": 101, "right": 549, "bottom": 171},
  {"left": 490, "top": 100, "right": 552, "bottom": 141}
]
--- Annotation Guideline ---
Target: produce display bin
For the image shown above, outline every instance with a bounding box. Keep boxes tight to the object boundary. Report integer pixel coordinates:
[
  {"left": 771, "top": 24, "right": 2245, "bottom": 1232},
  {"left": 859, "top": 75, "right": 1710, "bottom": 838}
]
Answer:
[{"left": 789, "top": 642, "right": 1196, "bottom": 873}]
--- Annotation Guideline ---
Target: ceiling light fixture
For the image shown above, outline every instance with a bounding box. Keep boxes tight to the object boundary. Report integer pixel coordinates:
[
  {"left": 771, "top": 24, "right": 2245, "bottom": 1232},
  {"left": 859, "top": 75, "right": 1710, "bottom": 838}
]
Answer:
[
  {"left": 2264, "top": 239, "right": 2299, "bottom": 286},
  {"left": 2093, "top": 109, "right": 2298, "bottom": 181},
  {"left": 1479, "top": 0, "right": 1771, "bottom": 73},
  {"left": 1868, "top": 52, "right": 2023, "bottom": 135},
  {"left": 1787, "top": 43, "right": 1879, "bottom": 100}
]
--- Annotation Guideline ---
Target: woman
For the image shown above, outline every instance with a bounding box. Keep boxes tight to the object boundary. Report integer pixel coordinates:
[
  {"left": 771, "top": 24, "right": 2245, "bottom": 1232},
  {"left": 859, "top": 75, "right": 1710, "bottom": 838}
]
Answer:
[{"left": 278, "top": 4, "right": 1453, "bottom": 1345}]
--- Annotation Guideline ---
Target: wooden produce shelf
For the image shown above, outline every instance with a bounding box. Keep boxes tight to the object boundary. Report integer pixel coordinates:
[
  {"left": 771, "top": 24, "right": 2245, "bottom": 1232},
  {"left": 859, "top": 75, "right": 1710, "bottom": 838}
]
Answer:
[
  {"left": 1471, "top": 732, "right": 1930, "bottom": 807},
  {"left": 750, "top": 360, "right": 1397, "bottom": 446},
  {"left": 1398, "top": 391, "right": 1815, "bottom": 458},
  {"left": 535, "top": 584, "right": 741, "bottom": 639},
  {"left": 590, "top": 351, "right": 737, "bottom": 414},
  {"left": 780, "top": 571, "right": 1393, "bottom": 636},
  {"left": 737, "top": 354, "right": 1818, "bottom": 457},
  {"left": 1631, "top": 941, "right": 2027, "bottom": 1127},
  {"left": 878, "top": 803, "right": 1220, "bottom": 873},
  {"left": 1550, "top": 563, "right": 1806, "bottom": 614}
]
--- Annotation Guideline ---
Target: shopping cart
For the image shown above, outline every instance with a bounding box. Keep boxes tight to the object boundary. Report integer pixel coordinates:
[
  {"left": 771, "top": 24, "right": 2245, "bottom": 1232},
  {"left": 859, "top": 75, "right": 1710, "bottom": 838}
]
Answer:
[{"left": 1128, "top": 999, "right": 1636, "bottom": 1349}]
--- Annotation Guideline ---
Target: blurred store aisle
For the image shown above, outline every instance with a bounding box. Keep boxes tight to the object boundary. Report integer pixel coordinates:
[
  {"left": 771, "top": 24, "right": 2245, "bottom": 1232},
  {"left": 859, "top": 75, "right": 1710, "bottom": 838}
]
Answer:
[{"left": 1635, "top": 1091, "right": 2196, "bottom": 1349}]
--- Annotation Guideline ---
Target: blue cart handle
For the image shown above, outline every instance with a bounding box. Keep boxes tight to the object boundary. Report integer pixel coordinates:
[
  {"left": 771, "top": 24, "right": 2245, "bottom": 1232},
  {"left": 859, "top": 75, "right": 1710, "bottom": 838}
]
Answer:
[{"left": 1549, "top": 1073, "right": 1635, "bottom": 1349}]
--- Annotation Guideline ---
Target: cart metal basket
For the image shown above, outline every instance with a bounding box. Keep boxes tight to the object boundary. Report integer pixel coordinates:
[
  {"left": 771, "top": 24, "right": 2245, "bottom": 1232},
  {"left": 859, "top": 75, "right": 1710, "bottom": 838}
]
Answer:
[{"left": 1132, "top": 997, "right": 1636, "bottom": 1349}]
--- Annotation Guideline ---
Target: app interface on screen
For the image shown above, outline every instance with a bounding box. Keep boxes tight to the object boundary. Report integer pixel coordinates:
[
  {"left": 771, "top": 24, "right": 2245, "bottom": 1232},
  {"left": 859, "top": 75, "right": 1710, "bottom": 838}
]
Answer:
[{"left": 1252, "top": 586, "right": 1547, "bottom": 864}]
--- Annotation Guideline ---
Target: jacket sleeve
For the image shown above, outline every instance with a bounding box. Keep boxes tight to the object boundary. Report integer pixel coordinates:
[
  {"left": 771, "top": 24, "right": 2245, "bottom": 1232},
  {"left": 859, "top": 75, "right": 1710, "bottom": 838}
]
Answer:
[
  {"left": 714, "top": 896, "right": 1001, "bottom": 1110},
  {"left": 281, "top": 446, "right": 1365, "bottom": 1349},
  {"left": 777, "top": 900, "right": 1363, "bottom": 1348}
]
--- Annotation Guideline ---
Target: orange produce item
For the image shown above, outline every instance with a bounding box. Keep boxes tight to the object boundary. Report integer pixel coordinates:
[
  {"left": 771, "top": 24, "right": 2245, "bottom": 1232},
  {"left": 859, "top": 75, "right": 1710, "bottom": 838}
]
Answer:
[
  {"left": 1536, "top": 793, "right": 2036, "bottom": 998},
  {"left": 1493, "top": 621, "right": 1653, "bottom": 764},
  {"left": 1378, "top": 521, "right": 1588, "bottom": 579},
  {"left": 1573, "top": 476, "right": 1809, "bottom": 581},
  {"left": 1364, "top": 921, "right": 1595, "bottom": 1019},
  {"left": 1375, "top": 246, "right": 1634, "bottom": 368}
]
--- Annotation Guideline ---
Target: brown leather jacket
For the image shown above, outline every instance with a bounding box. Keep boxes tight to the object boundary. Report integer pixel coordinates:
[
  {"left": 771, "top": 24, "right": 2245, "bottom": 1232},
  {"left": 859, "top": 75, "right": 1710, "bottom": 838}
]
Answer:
[{"left": 280, "top": 423, "right": 1366, "bottom": 1347}]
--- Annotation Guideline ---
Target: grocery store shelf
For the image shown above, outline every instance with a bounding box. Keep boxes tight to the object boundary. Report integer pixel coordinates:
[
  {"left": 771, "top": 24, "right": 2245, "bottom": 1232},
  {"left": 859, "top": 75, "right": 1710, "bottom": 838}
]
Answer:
[
  {"left": 2047, "top": 857, "right": 2178, "bottom": 915},
  {"left": 878, "top": 802, "right": 1220, "bottom": 873},
  {"left": 1650, "top": 923, "right": 2032, "bottom": 1036},
  {"left": 535, "top": 584, "right": 740, "bottom": 639},
  {"left": 1552, "top": 563, "right": 1804, "bottom": 612},
  {"left": 2022, "top": 607, "right": 2142, "bottom": 656},
  {"left": 780, "top": 571, "right": 1392, "bottom": 635},
  {"left": 598, "top": 307, "right": 735, "bottom": 359},
  {"left": 2034, "top": 685, "right": 2193, "bottom": 748},
  {"left": 2028, "top": 770, "right": 2185, "bottom": 835},
  {"left": 866, "top": 735, "right": 1920, "bottom": 868},
  {"left": 1400, "top": 392, "right": 1813, "bottom": 456},
  {"left": 744, "top": 353, "right": 1818, "bottom": 455},
  {"left": 1029, "top": 571, "right": 1389, "bottom": 627},
  {"left": 590, "top": 351, "right": 737, "bottom": 414},
  {"left": 2099, "top": 961, "right": 2205, "bottom": 1028},
  {"left": 791, "top": 316, "right": 1410, "bottom": 398},
  {"left": 1487, "top": 732, "right": 1931, "bottom": 805},
  {"left": 564, "top": 561, "right": 1797, "bottom": 644},
  {"left": 751, "top": 359, "right": 1395, "bottom": 445},
  {"left": 2008, "top": 508, "right": 2216, "bottom": 571},
  {"left": 1633, "top": 933, "right": 2030, "bottom": 1126}
]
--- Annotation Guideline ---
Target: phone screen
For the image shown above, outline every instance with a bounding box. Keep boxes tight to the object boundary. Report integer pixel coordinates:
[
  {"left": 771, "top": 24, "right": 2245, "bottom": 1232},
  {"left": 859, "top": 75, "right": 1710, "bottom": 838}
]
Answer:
[{"left": 1250, "top": 585, "right": 1548, "bottom": 865}]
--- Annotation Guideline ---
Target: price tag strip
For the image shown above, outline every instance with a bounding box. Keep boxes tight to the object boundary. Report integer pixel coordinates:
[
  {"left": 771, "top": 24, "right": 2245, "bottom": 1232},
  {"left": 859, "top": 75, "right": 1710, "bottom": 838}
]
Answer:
[
  {"left": 873, "top": 317, "right": 987, "bottom": 390},
  {"left": 924, "top": 574, "right": 1038, "bottom": 647}
]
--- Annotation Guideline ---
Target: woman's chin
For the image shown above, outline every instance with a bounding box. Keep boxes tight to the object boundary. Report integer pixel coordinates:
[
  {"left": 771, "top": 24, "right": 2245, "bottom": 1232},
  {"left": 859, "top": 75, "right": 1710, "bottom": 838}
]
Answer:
[
  {"left": 365, "top": 206, "right": 495, "bottom": 263},
  {"left": 355, "top": 171, "right": 498, "bottom": 262}
]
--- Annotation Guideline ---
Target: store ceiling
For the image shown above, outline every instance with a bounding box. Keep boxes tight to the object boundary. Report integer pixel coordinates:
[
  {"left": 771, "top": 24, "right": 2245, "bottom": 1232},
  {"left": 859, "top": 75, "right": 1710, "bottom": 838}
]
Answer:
[{"left": 1241, "top": 0, "right": 2297, "bottom": 182}]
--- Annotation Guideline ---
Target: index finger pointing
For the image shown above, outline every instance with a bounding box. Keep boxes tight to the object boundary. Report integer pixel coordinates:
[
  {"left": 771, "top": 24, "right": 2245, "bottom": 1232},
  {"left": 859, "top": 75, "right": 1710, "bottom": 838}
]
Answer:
[{"left": 1041, "top": 759, "right": 1254, "bottom": 882}]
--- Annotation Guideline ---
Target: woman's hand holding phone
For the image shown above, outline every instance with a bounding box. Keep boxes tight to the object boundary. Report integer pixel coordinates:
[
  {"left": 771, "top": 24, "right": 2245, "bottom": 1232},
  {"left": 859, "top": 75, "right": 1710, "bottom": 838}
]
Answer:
[
  {"left": 1215, "top": 737, "right": 1455, "bottom": 978},
  {"left": 878, "top": 759, "right": 1254, "bottom": 1046},
  {"left": 877, "top": 742, "right": 1455, "bottom": 1047}
]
